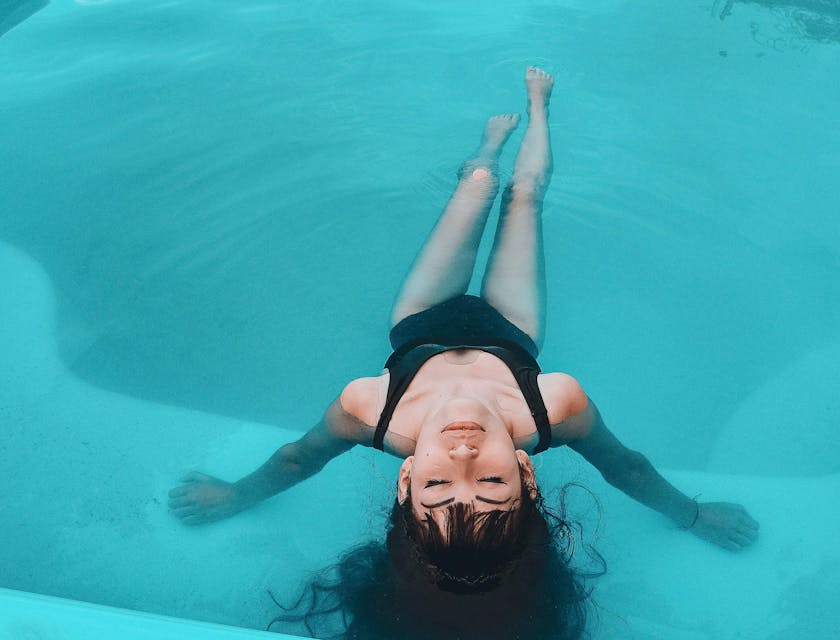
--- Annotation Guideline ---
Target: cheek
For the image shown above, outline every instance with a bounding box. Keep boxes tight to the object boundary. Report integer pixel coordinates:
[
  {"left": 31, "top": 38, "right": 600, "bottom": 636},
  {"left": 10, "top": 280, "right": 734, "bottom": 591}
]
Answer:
[
  {"left": 414, "top": 440, "right": 451, "bottom": 463},
  {"left": 410, "top": 447, "right": 448, "bottom": 478},
  {"left": 484, "top": 448, "right": 521, "bottom": 474},
  {"left": 485, "top": 439, "right": 517, "bottom": 458}
]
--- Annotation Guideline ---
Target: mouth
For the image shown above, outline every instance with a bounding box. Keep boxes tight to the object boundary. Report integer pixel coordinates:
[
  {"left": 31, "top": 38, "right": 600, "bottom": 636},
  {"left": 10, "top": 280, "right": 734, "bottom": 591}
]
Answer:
[{"left": 442, "top": 421, "right": 484, "bottom": 433}]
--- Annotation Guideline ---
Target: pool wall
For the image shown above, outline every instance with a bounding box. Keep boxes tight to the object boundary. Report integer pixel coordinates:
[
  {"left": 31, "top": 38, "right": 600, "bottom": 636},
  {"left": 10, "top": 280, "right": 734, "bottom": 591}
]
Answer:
[{"left": 0, "top": 588, "right": 302, "bottom": 640}]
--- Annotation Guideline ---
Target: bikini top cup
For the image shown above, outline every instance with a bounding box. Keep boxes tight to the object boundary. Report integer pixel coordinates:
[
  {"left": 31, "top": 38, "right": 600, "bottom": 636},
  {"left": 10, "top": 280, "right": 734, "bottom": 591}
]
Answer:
[{"left": 372, "top": 343, "right": 552, "bottom": 454}]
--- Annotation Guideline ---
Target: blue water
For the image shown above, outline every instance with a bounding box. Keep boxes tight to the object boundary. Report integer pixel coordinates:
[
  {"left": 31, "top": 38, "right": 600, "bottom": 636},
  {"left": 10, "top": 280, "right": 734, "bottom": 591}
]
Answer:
[{"left": 2, "top": 1, "right": 839, "bottom": 638}]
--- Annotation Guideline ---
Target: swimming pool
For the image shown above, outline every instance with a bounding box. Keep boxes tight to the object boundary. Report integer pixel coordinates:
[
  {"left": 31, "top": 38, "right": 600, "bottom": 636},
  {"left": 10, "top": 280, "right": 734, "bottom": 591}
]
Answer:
[{"left": 2, "top": 1, "right": 839, "bottom": 638}]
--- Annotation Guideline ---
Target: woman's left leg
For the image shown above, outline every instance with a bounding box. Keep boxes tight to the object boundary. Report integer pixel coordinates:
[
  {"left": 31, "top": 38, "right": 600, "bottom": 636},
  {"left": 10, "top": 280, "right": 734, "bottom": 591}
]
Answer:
[
  {"left": 390, "top": 115, "right": 520, "bottom": 327},
  {"left": 480, "top": 67, "right": 554, "bottom": 349}
]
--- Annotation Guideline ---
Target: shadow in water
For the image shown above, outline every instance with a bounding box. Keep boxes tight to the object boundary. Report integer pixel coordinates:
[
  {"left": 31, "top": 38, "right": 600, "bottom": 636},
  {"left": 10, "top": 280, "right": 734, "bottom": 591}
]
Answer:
[
  {"left": 767, "top": 557, "right": 840, "bottom": 639},
  {"left": 0, "top": 0, "right": 48, "bottom": 38},
  {"left": 713, "top": 0, "right": 840, "bottom": 45}
]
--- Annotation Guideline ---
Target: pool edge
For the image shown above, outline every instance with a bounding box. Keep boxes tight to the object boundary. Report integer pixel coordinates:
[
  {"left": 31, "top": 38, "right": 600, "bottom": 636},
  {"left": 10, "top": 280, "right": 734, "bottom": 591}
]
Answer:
[{"left": 0, "top": 587, "right": 305, "bottom": 640}]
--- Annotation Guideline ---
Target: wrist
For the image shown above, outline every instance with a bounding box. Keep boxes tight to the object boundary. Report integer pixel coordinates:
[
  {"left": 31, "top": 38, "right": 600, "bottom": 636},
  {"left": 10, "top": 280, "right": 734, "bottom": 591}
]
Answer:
[
  {"left": 231, "top": 478, "right": 263, "bottom": 509},
  {"left": 677, "top": 495, "right": 701, "bottom": 530}
]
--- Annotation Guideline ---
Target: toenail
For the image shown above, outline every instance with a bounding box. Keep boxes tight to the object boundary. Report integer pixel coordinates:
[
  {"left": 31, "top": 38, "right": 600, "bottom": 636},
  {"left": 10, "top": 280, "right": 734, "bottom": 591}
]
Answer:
[{"left": 471, "top": 168, "right": 490, "bottom": 180}]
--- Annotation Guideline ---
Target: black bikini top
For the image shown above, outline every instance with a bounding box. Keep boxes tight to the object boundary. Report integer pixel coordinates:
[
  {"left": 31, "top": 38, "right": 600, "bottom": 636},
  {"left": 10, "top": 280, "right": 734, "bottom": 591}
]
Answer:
[{"left": 372, "top": 342, "right": 552, "bottom": 454}]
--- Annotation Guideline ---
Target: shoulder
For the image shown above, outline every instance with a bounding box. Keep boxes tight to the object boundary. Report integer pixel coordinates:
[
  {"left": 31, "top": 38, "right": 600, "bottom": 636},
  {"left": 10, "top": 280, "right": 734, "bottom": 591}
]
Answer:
[
  {"left": 537, "top": 373, "right": 589, "bottom": 426},
  {"left": 338, "top": 375, "right": 387, "bottom": 430}
]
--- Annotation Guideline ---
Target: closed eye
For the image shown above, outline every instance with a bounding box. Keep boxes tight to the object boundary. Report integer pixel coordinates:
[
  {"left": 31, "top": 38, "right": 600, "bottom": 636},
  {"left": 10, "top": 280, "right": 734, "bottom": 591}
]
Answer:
[
  {"left": 424, "top": 479, "right": 451, "bottom": 488},
  {"left": 479, "top": 476, "right": 506, "bottom": 483}
]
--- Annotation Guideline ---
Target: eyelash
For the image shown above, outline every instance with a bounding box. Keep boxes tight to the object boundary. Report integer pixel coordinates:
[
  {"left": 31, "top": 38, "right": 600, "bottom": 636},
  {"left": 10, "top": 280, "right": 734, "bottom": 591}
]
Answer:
[{"left": 424, "top": 477, "right": 505, "bottom": 488}]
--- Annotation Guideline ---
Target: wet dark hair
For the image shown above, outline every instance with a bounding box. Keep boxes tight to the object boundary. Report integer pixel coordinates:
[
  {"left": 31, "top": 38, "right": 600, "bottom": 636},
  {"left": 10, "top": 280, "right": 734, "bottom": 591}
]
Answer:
[{"left": 268, "top": 479, "right": 603, "bottom": 640}]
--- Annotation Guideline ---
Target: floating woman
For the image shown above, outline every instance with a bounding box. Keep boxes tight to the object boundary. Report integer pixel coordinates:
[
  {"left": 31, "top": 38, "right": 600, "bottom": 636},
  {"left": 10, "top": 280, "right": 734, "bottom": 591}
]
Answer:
[{"left": 169, "top": 66, "right": 759, "bottom": 638}]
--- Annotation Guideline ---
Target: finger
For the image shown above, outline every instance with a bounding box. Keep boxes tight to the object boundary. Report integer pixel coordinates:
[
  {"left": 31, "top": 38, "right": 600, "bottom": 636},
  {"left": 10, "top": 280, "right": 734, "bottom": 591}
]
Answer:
[
  {"left": 729, "top": 531, "right": 753, "bottom": 548},
  {"left": 181, "top": 514, "right": 208, "bottom": 526},
  {"left": 168, "top": 486, "right": 190, "bottom": 499},
  {"left": 168, "top": 496, "right": 194, "bottom": 509},
  {"left": 179, "top": 472, "right": 205, "bottom": 483},
  {"left": 739, "top": 524, "right": 760, "bottom": 541},
  {"left": 717, "top": 538, "right": 741, "bottom": 552},
  {"left": 173, "top": 506, "right": 200, "bottom": 519},
  {"left": 742, "top": 514, "right": 760, "bottom": 531}
]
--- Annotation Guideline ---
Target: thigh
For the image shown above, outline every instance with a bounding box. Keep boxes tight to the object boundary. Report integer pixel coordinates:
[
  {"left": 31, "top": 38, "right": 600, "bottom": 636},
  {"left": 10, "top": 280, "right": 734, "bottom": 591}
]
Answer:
[{"left": 480, "top": 186, "right": 546, "bottom": 348}]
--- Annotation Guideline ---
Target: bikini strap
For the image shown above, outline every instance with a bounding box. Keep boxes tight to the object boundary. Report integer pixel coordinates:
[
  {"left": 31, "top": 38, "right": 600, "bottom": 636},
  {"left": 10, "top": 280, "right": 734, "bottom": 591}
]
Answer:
[
  {"left": 481, "top": 345, "right": 552, "bottom": 453},
  {"left": 515, "top": 366, "right": 552, "bottom": 454},
  {"left": 373, "top": 345, "right": 446, "bottom": 451}
]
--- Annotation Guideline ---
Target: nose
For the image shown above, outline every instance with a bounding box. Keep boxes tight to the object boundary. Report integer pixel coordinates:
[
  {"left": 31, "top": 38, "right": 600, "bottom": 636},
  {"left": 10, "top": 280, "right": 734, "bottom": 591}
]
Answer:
[{"left": 449, "top": 443, "right": 479, "bottom": 460}]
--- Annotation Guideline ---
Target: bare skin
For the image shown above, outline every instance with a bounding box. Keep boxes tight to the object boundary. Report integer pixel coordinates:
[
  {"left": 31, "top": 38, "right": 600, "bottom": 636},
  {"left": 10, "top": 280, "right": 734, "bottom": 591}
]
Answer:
[{"left": 169, "top": 68, "right": 759, "bottom": 552}]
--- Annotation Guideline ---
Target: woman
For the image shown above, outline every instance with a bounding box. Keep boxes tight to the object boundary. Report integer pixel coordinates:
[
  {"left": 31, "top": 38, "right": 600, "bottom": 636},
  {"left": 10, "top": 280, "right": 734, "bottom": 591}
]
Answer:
[{"left": 169, "top": 66, "right": 758, "bottom": 557}]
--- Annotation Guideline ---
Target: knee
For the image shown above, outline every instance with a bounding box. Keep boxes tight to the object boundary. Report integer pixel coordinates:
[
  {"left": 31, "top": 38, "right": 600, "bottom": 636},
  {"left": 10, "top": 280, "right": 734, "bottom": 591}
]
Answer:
[
  {"left": 502, "top": 180, "right": 538, "bottom": 206},
  {"left": 470, "top": 167, "right": 491, "bottom": 181},
  {"left": 458, "top": 163, "right": 497, "bottom": 186}
]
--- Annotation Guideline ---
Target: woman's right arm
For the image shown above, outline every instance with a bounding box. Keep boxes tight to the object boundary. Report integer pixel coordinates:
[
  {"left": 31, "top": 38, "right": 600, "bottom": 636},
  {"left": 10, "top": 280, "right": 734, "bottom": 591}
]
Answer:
[{"left": 168, "top": 380, "right": 375, "bottom": 525}]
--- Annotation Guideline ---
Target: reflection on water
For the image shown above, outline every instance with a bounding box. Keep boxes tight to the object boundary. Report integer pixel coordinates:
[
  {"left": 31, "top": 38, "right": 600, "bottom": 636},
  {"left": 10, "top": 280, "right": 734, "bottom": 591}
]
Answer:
[
  {"left": 714, "top": 0, "right": 840, "bottom": 46},
  {"left": 0, "top": 0, "right": 47, "bottom": 38}
]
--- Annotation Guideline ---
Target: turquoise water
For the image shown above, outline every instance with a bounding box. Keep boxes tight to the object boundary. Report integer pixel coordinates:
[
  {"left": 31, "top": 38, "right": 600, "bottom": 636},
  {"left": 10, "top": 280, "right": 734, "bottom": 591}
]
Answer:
[{"left": 1, "top": 1, "right": 839, "bottom": 638}]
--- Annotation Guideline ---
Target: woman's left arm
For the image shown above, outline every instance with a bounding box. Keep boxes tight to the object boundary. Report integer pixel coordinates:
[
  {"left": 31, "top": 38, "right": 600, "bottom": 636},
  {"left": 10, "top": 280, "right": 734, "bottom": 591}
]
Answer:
[{"left": 551, "top": 388, "right": 759, "bottom": 550}]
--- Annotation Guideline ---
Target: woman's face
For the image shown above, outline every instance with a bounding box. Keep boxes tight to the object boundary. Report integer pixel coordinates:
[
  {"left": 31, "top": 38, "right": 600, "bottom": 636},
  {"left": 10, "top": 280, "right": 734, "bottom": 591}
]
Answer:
[{"left": 397, "top": 402, "right": 536, "bottom": 524}]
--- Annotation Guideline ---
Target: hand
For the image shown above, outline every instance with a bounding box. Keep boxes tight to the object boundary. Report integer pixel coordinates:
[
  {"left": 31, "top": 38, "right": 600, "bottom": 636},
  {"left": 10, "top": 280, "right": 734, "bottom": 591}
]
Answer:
[
  {"left": 690, "top": 501, "right": 759, "bottom": 551},
  {"left": 168, "top": 471, "right": 246, "bottom": 525}
]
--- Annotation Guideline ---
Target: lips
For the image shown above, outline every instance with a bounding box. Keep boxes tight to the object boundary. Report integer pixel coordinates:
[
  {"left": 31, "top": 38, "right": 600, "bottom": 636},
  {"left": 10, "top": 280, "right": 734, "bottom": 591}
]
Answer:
[{"left": 442, "top": 421, "right": 484, "bottom": 432}]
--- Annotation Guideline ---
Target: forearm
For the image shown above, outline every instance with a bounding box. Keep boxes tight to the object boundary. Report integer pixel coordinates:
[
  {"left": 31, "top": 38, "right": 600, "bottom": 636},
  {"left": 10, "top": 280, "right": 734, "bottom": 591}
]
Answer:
[
  {"left": 169, "top": 404, "right": 356, "bottom": 525},
  {"left": 232, "top": 441, "right": 324, "bottom": 508},
  {"left": 604, "top": 452, "right": 697, "bottom": 529}
]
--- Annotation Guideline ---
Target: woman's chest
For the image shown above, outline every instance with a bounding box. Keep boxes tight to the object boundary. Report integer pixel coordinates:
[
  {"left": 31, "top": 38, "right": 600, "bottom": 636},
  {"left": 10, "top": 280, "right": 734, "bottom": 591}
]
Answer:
[{"left": 380, "top": 350, "right": 540, "bottom": 448}]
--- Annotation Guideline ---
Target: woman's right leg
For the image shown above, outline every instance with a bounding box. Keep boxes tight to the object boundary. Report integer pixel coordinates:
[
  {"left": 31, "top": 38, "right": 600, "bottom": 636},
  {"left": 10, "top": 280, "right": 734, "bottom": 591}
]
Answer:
[{"left": 390, "top": 115, "right": 520, "bottom": 328}]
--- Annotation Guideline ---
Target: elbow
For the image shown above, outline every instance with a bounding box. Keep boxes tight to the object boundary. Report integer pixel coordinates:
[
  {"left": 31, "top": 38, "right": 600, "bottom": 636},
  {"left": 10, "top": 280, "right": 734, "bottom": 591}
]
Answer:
[
  {"left": 278, "top": 441, "right": 327, "bottom": 475},
  {"left": 275, "top": 442, "right": 310, "bottom": 475},
  {"left": 601, "top": 450, "right": 651, "bottom": 489}
]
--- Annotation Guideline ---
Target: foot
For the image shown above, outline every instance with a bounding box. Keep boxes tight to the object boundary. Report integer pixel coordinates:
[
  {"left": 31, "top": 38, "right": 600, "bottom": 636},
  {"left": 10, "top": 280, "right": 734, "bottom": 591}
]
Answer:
[
  {"left": 481, "top": 113, "right": 520, "bottom": 151},
  {"left": 526, "top": 66, "right": 554, "bottom": 109},
  {"left": 466, "top": 114, "right": 520, "bottom": 178}
]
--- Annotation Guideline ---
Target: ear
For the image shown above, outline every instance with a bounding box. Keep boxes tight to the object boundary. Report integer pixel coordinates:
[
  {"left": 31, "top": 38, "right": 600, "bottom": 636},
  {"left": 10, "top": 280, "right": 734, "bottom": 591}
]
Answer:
[
  {"left": 515, "top": 450, "right": 537, "bottom": 500},
  {"left": 397, "top": 456, "right": 414, "bottom": 504}
]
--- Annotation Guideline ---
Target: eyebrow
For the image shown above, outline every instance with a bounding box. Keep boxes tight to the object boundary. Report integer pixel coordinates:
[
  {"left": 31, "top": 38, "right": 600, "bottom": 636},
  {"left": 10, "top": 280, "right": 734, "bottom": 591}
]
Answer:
[{"left": 420, "top": 496, "right": 513, "bottom": 509}]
